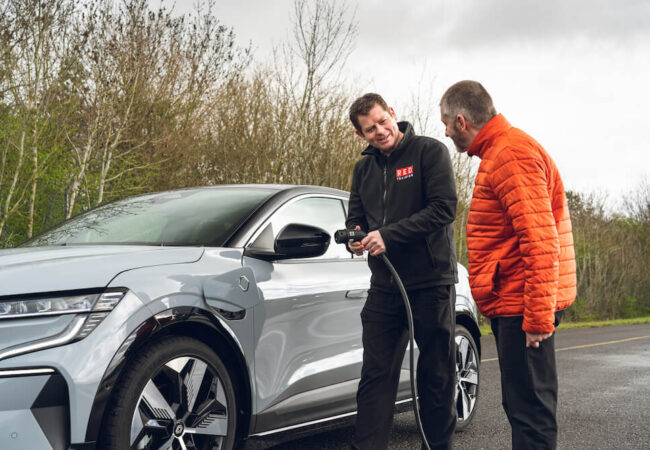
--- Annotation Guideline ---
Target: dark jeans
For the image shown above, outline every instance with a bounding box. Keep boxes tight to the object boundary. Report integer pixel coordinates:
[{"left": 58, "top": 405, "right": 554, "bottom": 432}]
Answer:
[
  {"left": 490, "top": 311, "right": 564, "bottom": 450},
  {"left": 352, "top": 285, "right": 457, "bottom": 450}
]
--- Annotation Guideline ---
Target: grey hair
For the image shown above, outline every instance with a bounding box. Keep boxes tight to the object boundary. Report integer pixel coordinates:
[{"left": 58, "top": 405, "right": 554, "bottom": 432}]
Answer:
[{"left": 440, "top": 80, "right": 497, "bottom": 128}]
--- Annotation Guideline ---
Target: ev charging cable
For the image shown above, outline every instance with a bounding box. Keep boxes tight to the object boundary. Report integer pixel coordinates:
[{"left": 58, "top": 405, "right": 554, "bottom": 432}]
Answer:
[{"left": 334, "top": 229, "right": 432, "bottom": 450}]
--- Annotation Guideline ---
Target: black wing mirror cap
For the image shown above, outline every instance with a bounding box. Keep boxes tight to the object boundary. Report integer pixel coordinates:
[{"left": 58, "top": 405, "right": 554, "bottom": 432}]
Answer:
[
  {"left": 244, "top": 223, "right": 330, "bottom": 261},
  {"left": 274, "top": 223, "right": 331, "bottom": 259}
]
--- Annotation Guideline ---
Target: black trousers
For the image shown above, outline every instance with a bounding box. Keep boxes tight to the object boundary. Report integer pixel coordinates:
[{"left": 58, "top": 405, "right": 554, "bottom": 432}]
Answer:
[
  {"left": 352, "top": 285, "right": 457, "bottom": 450},
  {"left": 490, "top": 311, "right": 564, "bottom": 450}
]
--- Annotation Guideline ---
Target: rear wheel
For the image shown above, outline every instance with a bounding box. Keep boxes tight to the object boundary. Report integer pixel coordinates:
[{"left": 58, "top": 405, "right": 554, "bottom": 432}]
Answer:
[
  {"left": 455, "top": 324, "right": 480, "bottom": 431},
  {"left": 102, "top": 336, "right": 237, "bottom": 449}
]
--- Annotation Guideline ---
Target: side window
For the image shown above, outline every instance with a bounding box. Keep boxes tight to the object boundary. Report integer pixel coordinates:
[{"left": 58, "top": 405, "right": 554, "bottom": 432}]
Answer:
[{"left": 251, "top": 196, "right": 351, "bottom": 260}]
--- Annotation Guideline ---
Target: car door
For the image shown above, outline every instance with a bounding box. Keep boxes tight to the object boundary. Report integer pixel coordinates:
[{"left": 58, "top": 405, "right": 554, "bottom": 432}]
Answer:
[{"left": 242, "top": 194, "right": 370, "bottom": 433}]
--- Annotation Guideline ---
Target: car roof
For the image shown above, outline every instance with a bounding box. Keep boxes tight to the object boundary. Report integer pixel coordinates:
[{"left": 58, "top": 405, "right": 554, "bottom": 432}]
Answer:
[{"left": 150, "top": 184, "right": 349, "bottom": 197}]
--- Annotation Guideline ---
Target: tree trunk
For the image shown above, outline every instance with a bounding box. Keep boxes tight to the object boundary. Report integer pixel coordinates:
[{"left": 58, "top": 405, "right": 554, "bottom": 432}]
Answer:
[
  {"left": 0, "top": 131, "right": 27, "bottom": 238},
  {"left": 27, "top": 137, "right": 38, "bottom": 238}
]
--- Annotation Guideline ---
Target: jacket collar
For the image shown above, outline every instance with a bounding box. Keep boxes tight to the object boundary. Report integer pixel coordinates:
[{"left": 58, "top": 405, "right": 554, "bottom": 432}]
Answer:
[
  {"left": 361, "top": 121, "right": 414, "bottom": 158},
  {"left": 467, "top": 114, "right": 511, "bottom": 158}
]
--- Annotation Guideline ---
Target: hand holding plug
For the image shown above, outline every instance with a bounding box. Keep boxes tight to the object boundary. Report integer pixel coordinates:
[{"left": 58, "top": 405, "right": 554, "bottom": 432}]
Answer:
[
  {"left": 362, "top": 230, "right": 386, "bottom": 256},
  {"left": 348, "top": 226, "right": 366, "bottom": 256}
]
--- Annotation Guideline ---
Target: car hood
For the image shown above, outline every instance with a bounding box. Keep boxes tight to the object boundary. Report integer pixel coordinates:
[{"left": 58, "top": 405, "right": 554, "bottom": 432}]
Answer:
[{"left": 0, "top": 245, "right": 204, "bottom": 296}]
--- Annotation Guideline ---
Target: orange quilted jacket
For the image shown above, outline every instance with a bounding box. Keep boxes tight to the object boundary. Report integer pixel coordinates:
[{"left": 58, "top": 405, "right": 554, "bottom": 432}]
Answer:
[{"left": 466, "top": 114, "right": 576, "bottom": 333}]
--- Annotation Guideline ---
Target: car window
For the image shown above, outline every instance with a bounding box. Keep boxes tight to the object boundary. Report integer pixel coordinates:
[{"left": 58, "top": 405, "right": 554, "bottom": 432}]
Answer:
[{"left": 251, "top": 196, "right": 351, "bottom": 260}]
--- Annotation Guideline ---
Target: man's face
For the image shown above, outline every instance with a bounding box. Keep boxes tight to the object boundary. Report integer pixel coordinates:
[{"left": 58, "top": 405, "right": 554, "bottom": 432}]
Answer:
[
  {"left": 440, "top": 105, "right": 471, "bottom": 153},
  {"left": 356, "top": 104, "right": 402, "bottom": 153}
]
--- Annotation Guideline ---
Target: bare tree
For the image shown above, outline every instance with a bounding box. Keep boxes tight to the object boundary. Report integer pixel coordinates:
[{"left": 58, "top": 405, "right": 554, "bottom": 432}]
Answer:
[
  {"left": 293, "top": 0, "right": 357, "bottom": 115},
  {"left": 283, "top": 0, "right": 360, "bottom": 185},
  {"left": 190, "top": 0, "right": 363, "bottom": 191},
  {"left": 62, "top": 0, "right": 249, "bottom": 216},
  {"left": 0, "top": 0, "right": 74, "bottom": 237},
  {"left": 623, "top": 177, "right": 650, "bottom": 225},
  {"left": 275, "top": 0, "right": 357, "bottom": 115}
]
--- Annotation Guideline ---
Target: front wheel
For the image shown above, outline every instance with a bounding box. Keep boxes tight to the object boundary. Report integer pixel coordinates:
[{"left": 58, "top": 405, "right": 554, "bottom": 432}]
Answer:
[
  {"left": 455, "top": 324, "right": 480, "bottom": 431},
  {"left": 101, "top": 336, "right": 238, "bottom": 449}
]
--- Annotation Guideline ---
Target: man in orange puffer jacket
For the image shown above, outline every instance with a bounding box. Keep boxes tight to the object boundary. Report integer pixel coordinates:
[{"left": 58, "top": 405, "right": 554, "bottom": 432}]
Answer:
[{"left": 440, "top": 80, "right": 576, "bottom": 450}]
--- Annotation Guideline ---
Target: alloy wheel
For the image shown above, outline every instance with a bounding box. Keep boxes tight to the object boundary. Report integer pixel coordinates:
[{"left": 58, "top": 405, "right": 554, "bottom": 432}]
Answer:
[
  {"left": 455, "top": 332, "right": 479, "bottom": 425},
  {"left": 130, "top": 356, "right": 230, "bottom": 449}
]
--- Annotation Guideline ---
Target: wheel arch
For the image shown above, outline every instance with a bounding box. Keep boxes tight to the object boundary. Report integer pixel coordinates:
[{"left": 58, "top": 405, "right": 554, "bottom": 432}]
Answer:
[
  {"left": 455, "top": 312, "right": 482, "bottom": 358},
  {"left": 84, "top": 306, "right": 253, "bottom": 446}
]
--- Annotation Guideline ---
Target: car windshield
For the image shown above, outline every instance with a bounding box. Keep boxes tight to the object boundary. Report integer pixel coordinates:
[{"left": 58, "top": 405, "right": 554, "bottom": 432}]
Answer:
[{"left": 23, "top": 188, "right": 274, "bottom": 247}]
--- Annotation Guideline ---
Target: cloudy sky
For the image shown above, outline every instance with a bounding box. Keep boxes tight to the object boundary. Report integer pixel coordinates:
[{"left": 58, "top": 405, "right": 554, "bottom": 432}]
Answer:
[{"left": 173, "top": 0, "right": 650, "bottom": 205}]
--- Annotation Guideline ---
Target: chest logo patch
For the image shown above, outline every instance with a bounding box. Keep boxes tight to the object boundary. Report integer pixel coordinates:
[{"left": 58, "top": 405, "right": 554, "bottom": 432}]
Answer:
[{"left": 396, "top": 165, "right": 414, "bottom": 181}]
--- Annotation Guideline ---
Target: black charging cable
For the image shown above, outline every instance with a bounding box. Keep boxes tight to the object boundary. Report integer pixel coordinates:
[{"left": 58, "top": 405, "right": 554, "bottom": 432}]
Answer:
[{"left": 334, "top": 229, "right": 431, "bottom": 450}]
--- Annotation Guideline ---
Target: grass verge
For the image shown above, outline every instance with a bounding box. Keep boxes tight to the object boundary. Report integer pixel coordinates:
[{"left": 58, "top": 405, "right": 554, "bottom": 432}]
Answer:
[{"left": 478, "top": 315, "right": 650, "bottom": 337}]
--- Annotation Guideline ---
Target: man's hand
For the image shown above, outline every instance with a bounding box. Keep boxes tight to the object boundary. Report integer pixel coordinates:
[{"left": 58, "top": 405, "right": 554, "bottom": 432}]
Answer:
[
  {"left": 347, "top": 226, "right": 365, "bottom": 256},
  {"left": 526, "top": 331, "right": 553, "bottom": 348},
  {"left": 361, "top": 230, "right": 386, "bottom": 256}
]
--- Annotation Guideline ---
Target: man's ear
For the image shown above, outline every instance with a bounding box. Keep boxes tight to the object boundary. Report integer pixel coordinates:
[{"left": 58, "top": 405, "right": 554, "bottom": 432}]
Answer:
[
  {"left": 456, "top": 114, "right": 467, "bottom": 131},
  {"left": 389, "top": 107, "right": 398, "bottom": 121},
  {"left": 354, "top": 129, "right": 368, "bottom": 142}
]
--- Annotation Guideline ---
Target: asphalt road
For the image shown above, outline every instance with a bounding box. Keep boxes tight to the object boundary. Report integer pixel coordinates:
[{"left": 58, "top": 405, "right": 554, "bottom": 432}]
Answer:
[{"left": 245, "top": 323, "right": 650, "bottom": 450}]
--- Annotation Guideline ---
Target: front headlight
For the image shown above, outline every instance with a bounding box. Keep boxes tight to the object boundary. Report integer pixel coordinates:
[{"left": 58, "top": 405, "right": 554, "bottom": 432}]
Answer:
[
  {"left": 0, "top": 289, "right": 128, "bottom": 361},
  {"left": 0, "top": 290, "right": 125, "bottom": 320}
]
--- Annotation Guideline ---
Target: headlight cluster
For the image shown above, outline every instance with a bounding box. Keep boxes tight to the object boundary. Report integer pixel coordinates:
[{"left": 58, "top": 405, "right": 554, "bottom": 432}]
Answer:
[
  {"left": 0, "top": 290, "right": 128, "bottom": 361},
  {"left": 0, "top": 290, "right": 126, "bottom": 320}
]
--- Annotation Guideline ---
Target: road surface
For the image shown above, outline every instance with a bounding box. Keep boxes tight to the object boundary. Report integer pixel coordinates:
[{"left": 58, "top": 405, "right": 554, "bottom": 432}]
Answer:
[{"left": 245, "top": 323, "right": 650, "bottom": 449}]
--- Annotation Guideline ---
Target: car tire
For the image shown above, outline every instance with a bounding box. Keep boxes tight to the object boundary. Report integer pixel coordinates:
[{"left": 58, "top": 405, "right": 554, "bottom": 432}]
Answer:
[
  {"left": 101, "top": 335, "right": 238, "bottom": 449},
  {"left": 455, "top": 324, "right": 480, "bottom": 431}
]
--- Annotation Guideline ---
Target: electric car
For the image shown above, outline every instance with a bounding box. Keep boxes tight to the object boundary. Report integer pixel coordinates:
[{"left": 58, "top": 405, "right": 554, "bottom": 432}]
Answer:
[{"left": 0, "top": 185, "right": 481, "bottom": 449}]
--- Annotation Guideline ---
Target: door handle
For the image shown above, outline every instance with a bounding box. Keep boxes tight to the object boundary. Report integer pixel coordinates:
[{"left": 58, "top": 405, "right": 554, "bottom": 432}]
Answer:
[{"left": 345, "top": 289, "right": 368, "bottom": 300}]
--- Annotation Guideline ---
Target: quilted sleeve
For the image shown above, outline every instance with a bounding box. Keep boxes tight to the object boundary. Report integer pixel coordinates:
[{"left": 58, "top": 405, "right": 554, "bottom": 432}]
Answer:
[{"left": 488, "top": 147, "right": 560, "bottom": 333}]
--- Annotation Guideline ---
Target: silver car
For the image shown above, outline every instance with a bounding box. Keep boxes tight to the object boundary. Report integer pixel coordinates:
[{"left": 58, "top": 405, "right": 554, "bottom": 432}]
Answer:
[{"left": 0, "top": 185, "right": 480, "bottom": 449}]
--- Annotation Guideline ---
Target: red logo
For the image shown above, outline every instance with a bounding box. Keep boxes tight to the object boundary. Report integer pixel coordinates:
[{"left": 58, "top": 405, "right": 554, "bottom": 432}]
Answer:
[{"left": 396, "top": 165, "right": 413, "bottom": 180}]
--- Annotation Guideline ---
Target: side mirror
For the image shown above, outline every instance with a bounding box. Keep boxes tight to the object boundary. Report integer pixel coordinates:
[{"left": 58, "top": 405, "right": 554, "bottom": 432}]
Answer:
[
  {"left": 274, "top": 223, "right": 330, "bottom": 259},
  {"left": 244, "top": 223, "right": 330, "bottom": 261}
]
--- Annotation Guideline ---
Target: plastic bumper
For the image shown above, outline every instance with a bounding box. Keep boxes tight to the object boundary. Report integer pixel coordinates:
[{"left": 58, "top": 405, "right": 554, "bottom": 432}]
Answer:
[{"left": 0, "top": 368, "right": 70, "bottom": 449}]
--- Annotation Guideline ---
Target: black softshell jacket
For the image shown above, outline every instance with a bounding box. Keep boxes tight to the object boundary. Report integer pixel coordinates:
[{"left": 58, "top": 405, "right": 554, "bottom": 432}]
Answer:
[{"left": 346, "top": 122, "right": 458, "bottom": 291}]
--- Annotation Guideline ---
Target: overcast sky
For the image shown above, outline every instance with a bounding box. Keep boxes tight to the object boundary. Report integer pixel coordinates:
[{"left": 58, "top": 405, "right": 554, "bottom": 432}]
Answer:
[{"left": 171, "top": 0, "right": 650, "bottom": 205}]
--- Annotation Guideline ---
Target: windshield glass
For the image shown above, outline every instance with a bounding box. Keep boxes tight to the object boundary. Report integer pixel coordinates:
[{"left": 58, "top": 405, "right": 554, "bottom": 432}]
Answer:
[{"left": 24, "top": 188, "right": 274, "bottom": 247}]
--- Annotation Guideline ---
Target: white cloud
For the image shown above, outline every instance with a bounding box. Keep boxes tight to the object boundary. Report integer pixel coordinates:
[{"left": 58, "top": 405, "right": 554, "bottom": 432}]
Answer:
[{"left": 355, "top": 0, "right": 650, "bottom": 51}]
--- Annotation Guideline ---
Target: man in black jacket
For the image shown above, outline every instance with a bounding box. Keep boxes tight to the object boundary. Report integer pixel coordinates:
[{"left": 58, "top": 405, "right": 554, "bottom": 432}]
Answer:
[{"left": 346, "top": 93, "right": 458, "bottom": 450}]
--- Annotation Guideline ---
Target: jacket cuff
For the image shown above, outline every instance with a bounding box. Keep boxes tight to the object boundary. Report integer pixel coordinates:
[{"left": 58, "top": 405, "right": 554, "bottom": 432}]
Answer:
[
  {"left": 522, "top": 316, "right": 555, "bottom": 334},
  {"left": 377, "top": 228, "right": 392, "bottom": 252}
]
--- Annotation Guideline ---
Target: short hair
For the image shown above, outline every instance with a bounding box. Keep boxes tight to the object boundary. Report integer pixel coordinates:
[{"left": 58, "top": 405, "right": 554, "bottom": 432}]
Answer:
[
  {"left": 440, "top": 80, "right": 496, "bottom": 128},
  {"left": 349, "top": 93, "right": 389, "bottom": 133}
]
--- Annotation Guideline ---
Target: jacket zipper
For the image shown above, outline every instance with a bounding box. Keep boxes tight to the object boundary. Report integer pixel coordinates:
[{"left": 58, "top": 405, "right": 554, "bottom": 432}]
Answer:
[
  {"left": 382, "top": 159, "right": 387, "bottom": 226},
  {"left": 382, "top": 157, "right": 392, "bottom": 284}
]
